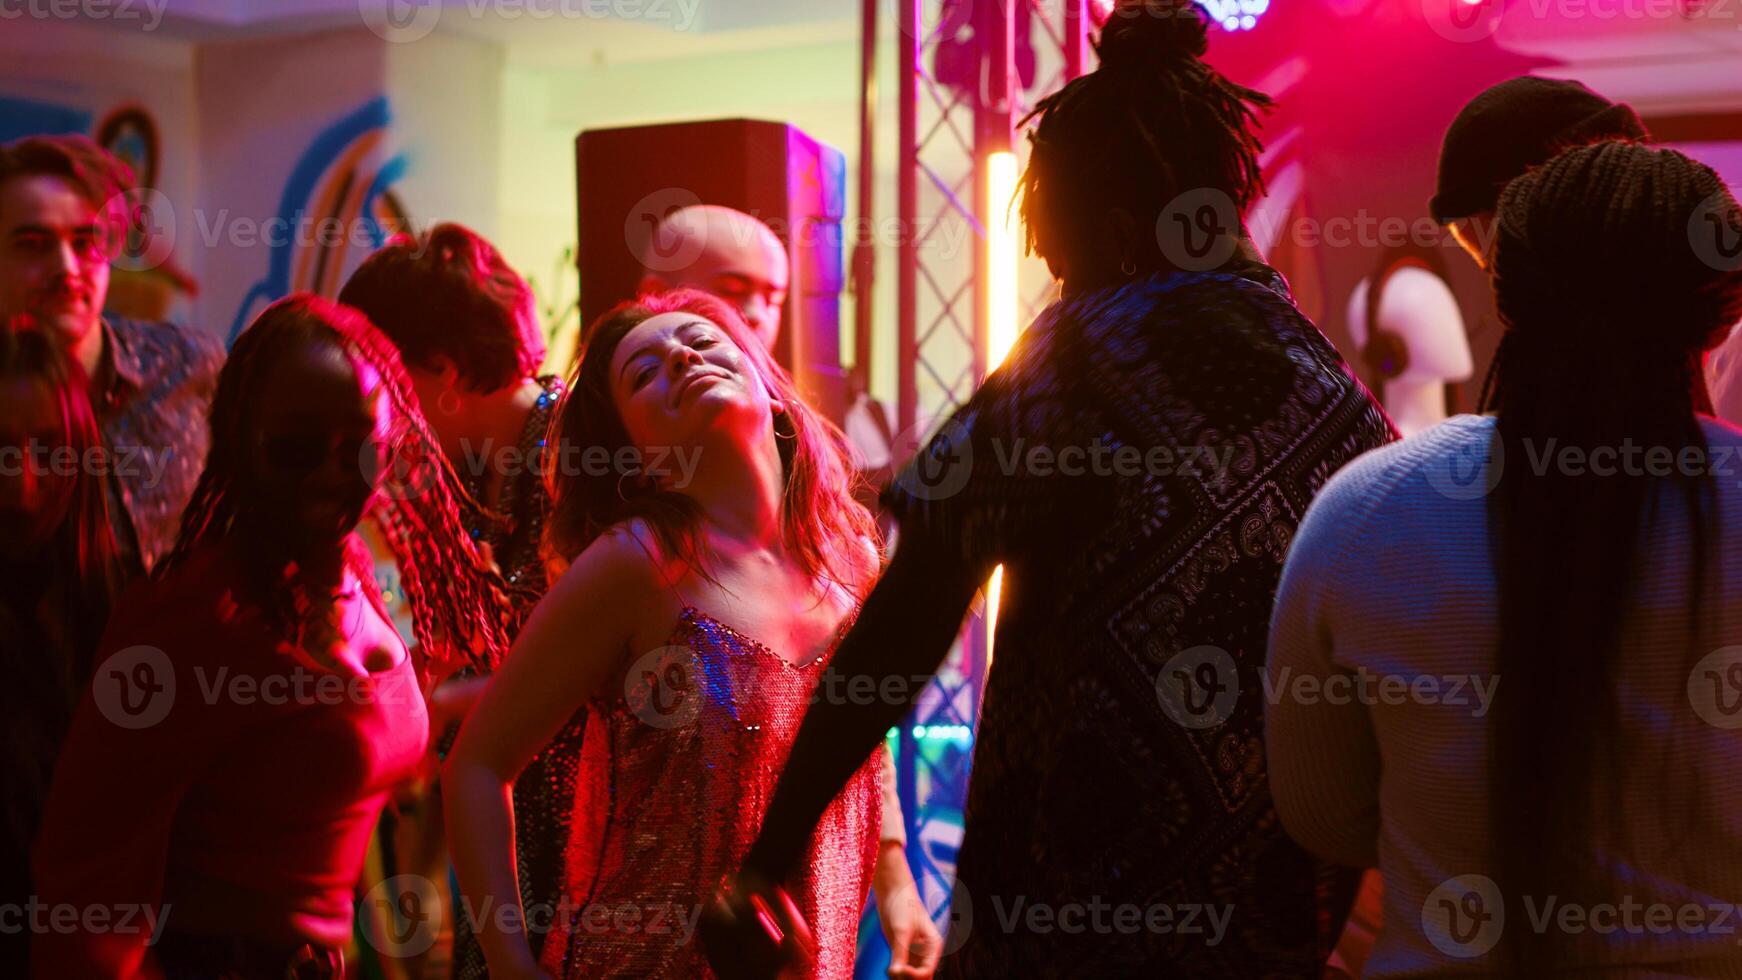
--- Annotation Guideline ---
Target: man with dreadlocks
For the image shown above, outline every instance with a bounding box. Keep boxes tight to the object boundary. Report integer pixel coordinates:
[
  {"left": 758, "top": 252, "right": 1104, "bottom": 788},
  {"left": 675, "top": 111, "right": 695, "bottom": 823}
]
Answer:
[
  {"left": 31, "top": 294, "right": 516, "bottom": 979},
  {"left": 706, "top": 1, "right": 1393, "bottom": 975}
]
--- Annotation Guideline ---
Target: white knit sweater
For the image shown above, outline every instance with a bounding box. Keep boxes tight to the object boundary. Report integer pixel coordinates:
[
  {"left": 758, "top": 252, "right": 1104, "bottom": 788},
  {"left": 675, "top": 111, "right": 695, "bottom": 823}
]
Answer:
[{"left": 1268, "top": 413, "right": 1742, "bottom": 978}]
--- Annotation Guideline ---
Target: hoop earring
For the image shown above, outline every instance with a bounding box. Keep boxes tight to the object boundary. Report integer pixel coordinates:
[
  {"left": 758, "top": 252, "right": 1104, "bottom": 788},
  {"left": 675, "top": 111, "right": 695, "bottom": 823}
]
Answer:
[
  {"left": 616, "top": 471, "right": 636, "bottom": 502},
  {"left": 437, "top": 387, "right": 462, "bottom": 417},
  {"left": 774, "top": 409, "right": 798, "bottom": 441},
  {"left": 1120, "top": 256, "right": 1137, "bottom": 277}
]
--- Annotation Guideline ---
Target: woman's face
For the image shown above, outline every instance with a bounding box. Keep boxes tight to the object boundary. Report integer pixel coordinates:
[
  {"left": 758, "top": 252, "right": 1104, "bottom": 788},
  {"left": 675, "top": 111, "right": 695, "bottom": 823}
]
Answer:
[
  {"left": 0, "top": 376, "right": 73, "bottom": 556},
  {"left": 240, "top": 342, "right": 394, "bottom": 551},
  {"left": 607, "top": 311, "right": 772, "bottom": 470}
]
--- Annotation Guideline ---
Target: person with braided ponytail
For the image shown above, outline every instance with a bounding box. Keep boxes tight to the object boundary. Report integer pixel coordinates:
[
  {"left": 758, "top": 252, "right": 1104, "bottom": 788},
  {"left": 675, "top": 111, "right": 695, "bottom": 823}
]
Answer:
[
  {"left": 31, "top": 293, "right": 516, "bottom": 979},
  {"left": 1268, "top": 142, "right": 1742, "bottom": 977},
  {"left": 705, "top": 1, "right": 1392, "bottom": 975}
]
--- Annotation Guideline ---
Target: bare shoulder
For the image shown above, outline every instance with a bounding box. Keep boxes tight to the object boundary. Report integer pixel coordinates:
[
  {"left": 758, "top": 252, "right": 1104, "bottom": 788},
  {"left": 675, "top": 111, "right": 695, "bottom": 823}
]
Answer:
[{"left": 550, "top": 519, "right": 668, "bottom": 605}]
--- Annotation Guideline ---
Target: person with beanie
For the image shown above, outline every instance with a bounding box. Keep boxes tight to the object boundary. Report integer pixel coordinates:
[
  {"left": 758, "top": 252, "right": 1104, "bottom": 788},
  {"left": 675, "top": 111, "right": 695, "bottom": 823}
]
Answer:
[{"left": 1432, "top": 76, "right": 1649, "bottom": 269}]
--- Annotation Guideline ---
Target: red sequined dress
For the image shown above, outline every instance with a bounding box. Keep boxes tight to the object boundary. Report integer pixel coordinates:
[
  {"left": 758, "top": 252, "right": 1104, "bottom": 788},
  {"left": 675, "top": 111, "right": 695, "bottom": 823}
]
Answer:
[{"left": 540, "top": 606, "right": 882, "bottom": 979}]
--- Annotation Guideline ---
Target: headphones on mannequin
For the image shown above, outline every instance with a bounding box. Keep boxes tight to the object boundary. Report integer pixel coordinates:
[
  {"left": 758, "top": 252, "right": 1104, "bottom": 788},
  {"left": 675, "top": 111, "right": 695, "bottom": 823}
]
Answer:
[{"left": 1360, "top": 243, "right": 1454, "bottom": 385}]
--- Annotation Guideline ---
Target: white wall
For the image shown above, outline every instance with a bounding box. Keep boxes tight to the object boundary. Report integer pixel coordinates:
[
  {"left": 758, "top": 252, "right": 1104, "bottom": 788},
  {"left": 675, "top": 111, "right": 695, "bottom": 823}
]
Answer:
[{"left": 195, "top": 27, "right": 506, "bottom": 341}]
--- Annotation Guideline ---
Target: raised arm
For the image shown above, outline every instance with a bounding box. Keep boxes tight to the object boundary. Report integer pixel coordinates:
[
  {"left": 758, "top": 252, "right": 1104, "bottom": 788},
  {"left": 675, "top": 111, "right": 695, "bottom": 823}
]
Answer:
[
  {"left": 441, "top": 528, "right": 659, "bottom": 978},
  {"left": 743, "top": 525, "right": 983, "bottom": 886}
]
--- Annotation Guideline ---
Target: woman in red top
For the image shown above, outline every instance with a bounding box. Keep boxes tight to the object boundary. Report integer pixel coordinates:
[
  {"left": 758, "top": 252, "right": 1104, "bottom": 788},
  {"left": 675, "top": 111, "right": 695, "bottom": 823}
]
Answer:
[{"left": 31, "top": 294, "right": 515, "bottom": 979}]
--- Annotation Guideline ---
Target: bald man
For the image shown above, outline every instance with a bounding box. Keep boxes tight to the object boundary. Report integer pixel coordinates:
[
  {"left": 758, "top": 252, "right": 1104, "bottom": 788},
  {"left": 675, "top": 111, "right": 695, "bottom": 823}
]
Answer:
[
  {"left": 638, "top": 203, "right": 902, "bottom": 494},
  {"left": 638, "top": 204, "right": 790, "bottom": 351}
]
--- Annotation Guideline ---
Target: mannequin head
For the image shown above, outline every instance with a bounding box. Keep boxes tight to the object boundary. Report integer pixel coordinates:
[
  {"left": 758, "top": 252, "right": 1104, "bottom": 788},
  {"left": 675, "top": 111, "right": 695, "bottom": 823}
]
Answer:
[{"left": 1347, "top": 263, "right": 1473, "bottom": 435}]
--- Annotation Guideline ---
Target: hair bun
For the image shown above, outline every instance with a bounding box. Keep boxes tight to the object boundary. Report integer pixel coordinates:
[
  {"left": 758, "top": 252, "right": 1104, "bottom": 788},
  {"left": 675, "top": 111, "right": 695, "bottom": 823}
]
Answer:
[{"left": 1097, "top": 0, "right": 1209, "bottom": 70}]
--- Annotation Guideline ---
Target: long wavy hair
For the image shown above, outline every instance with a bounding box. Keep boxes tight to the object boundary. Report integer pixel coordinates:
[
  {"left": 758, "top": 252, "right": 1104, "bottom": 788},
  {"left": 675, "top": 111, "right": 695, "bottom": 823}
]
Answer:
[
  {"left": 338, "top": 222, "right": 544, "bottom": 394},
  {"left": 165, "top": 294, "right": 521, "bottom": 675},
  {"left": 0, "top": 320, "right": 126, "bottom": 863},
  {"left": 0, "top": 319, "right": 126, "bottom": 692},
  {"left": 1481, "top": 141, "right": 1742, "bottom": 973},
  {"left": 544, "top": 288, "right": 878, "bottom": 598}
]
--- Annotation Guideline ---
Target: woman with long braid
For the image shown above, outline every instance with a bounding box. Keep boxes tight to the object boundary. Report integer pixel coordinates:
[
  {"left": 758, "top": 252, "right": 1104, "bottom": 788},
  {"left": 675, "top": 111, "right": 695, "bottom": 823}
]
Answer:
[
  {"left": 707, "top": 1, "right": 1393, "bottom": 975},
  {"left": 31, "top": 294, "right": 515, "bottom": 979},
  {"left": 1267, "top": 142, "right": 1742, "bottom": 976}
]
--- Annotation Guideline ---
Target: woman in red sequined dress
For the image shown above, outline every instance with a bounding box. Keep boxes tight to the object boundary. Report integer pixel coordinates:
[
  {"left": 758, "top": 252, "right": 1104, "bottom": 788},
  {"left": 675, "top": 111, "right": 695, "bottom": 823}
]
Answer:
[{"left": 444, "top": 289, "right": 940, "bottom": 979}]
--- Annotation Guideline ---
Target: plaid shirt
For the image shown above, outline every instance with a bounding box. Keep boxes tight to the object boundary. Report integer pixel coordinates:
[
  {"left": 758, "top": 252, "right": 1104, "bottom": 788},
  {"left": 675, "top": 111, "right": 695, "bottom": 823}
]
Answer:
[{"left": 96, "top": 317, "right": 224, "bottom": 571}]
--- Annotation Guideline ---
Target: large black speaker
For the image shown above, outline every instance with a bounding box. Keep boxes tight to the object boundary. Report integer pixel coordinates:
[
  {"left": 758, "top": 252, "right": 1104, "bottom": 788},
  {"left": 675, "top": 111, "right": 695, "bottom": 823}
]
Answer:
[{"left": 575, "top": 118, "right": 848, "bottom": 423}]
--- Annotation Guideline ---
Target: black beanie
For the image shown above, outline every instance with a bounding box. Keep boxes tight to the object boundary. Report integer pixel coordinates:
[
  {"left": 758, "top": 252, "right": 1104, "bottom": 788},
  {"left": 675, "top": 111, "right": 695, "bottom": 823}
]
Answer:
[{"left": 1431, "top": 76, "right": 1650, "bottom": 224}]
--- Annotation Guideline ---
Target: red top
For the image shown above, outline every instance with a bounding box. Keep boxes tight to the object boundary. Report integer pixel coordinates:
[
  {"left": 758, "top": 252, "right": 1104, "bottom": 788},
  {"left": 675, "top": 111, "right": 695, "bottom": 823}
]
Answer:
[{"left": 31, "top": 543, "right": 428, "bottom": 978}]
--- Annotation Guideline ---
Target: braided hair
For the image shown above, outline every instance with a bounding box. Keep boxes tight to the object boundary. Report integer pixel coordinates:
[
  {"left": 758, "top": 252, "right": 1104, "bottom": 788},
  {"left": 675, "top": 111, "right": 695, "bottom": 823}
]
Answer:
[
  {"left": 1483, "top": 142, "right": 1742, "bottom": 974},
  {"left": 165, "top": 293, "right": 521, "bottom": 676},
  {"left": 1019, "top": 0, "right": 1271, "bottom": 284}
]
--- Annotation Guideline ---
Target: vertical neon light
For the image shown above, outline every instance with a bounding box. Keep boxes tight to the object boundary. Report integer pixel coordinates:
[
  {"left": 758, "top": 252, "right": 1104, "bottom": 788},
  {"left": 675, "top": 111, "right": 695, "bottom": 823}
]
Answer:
[
  {"left": 985, "top": 149, "right": 1020, "bottom": 664},
  {"left": 986, "top": 150, "right": 1021, "bottom": 370}
]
